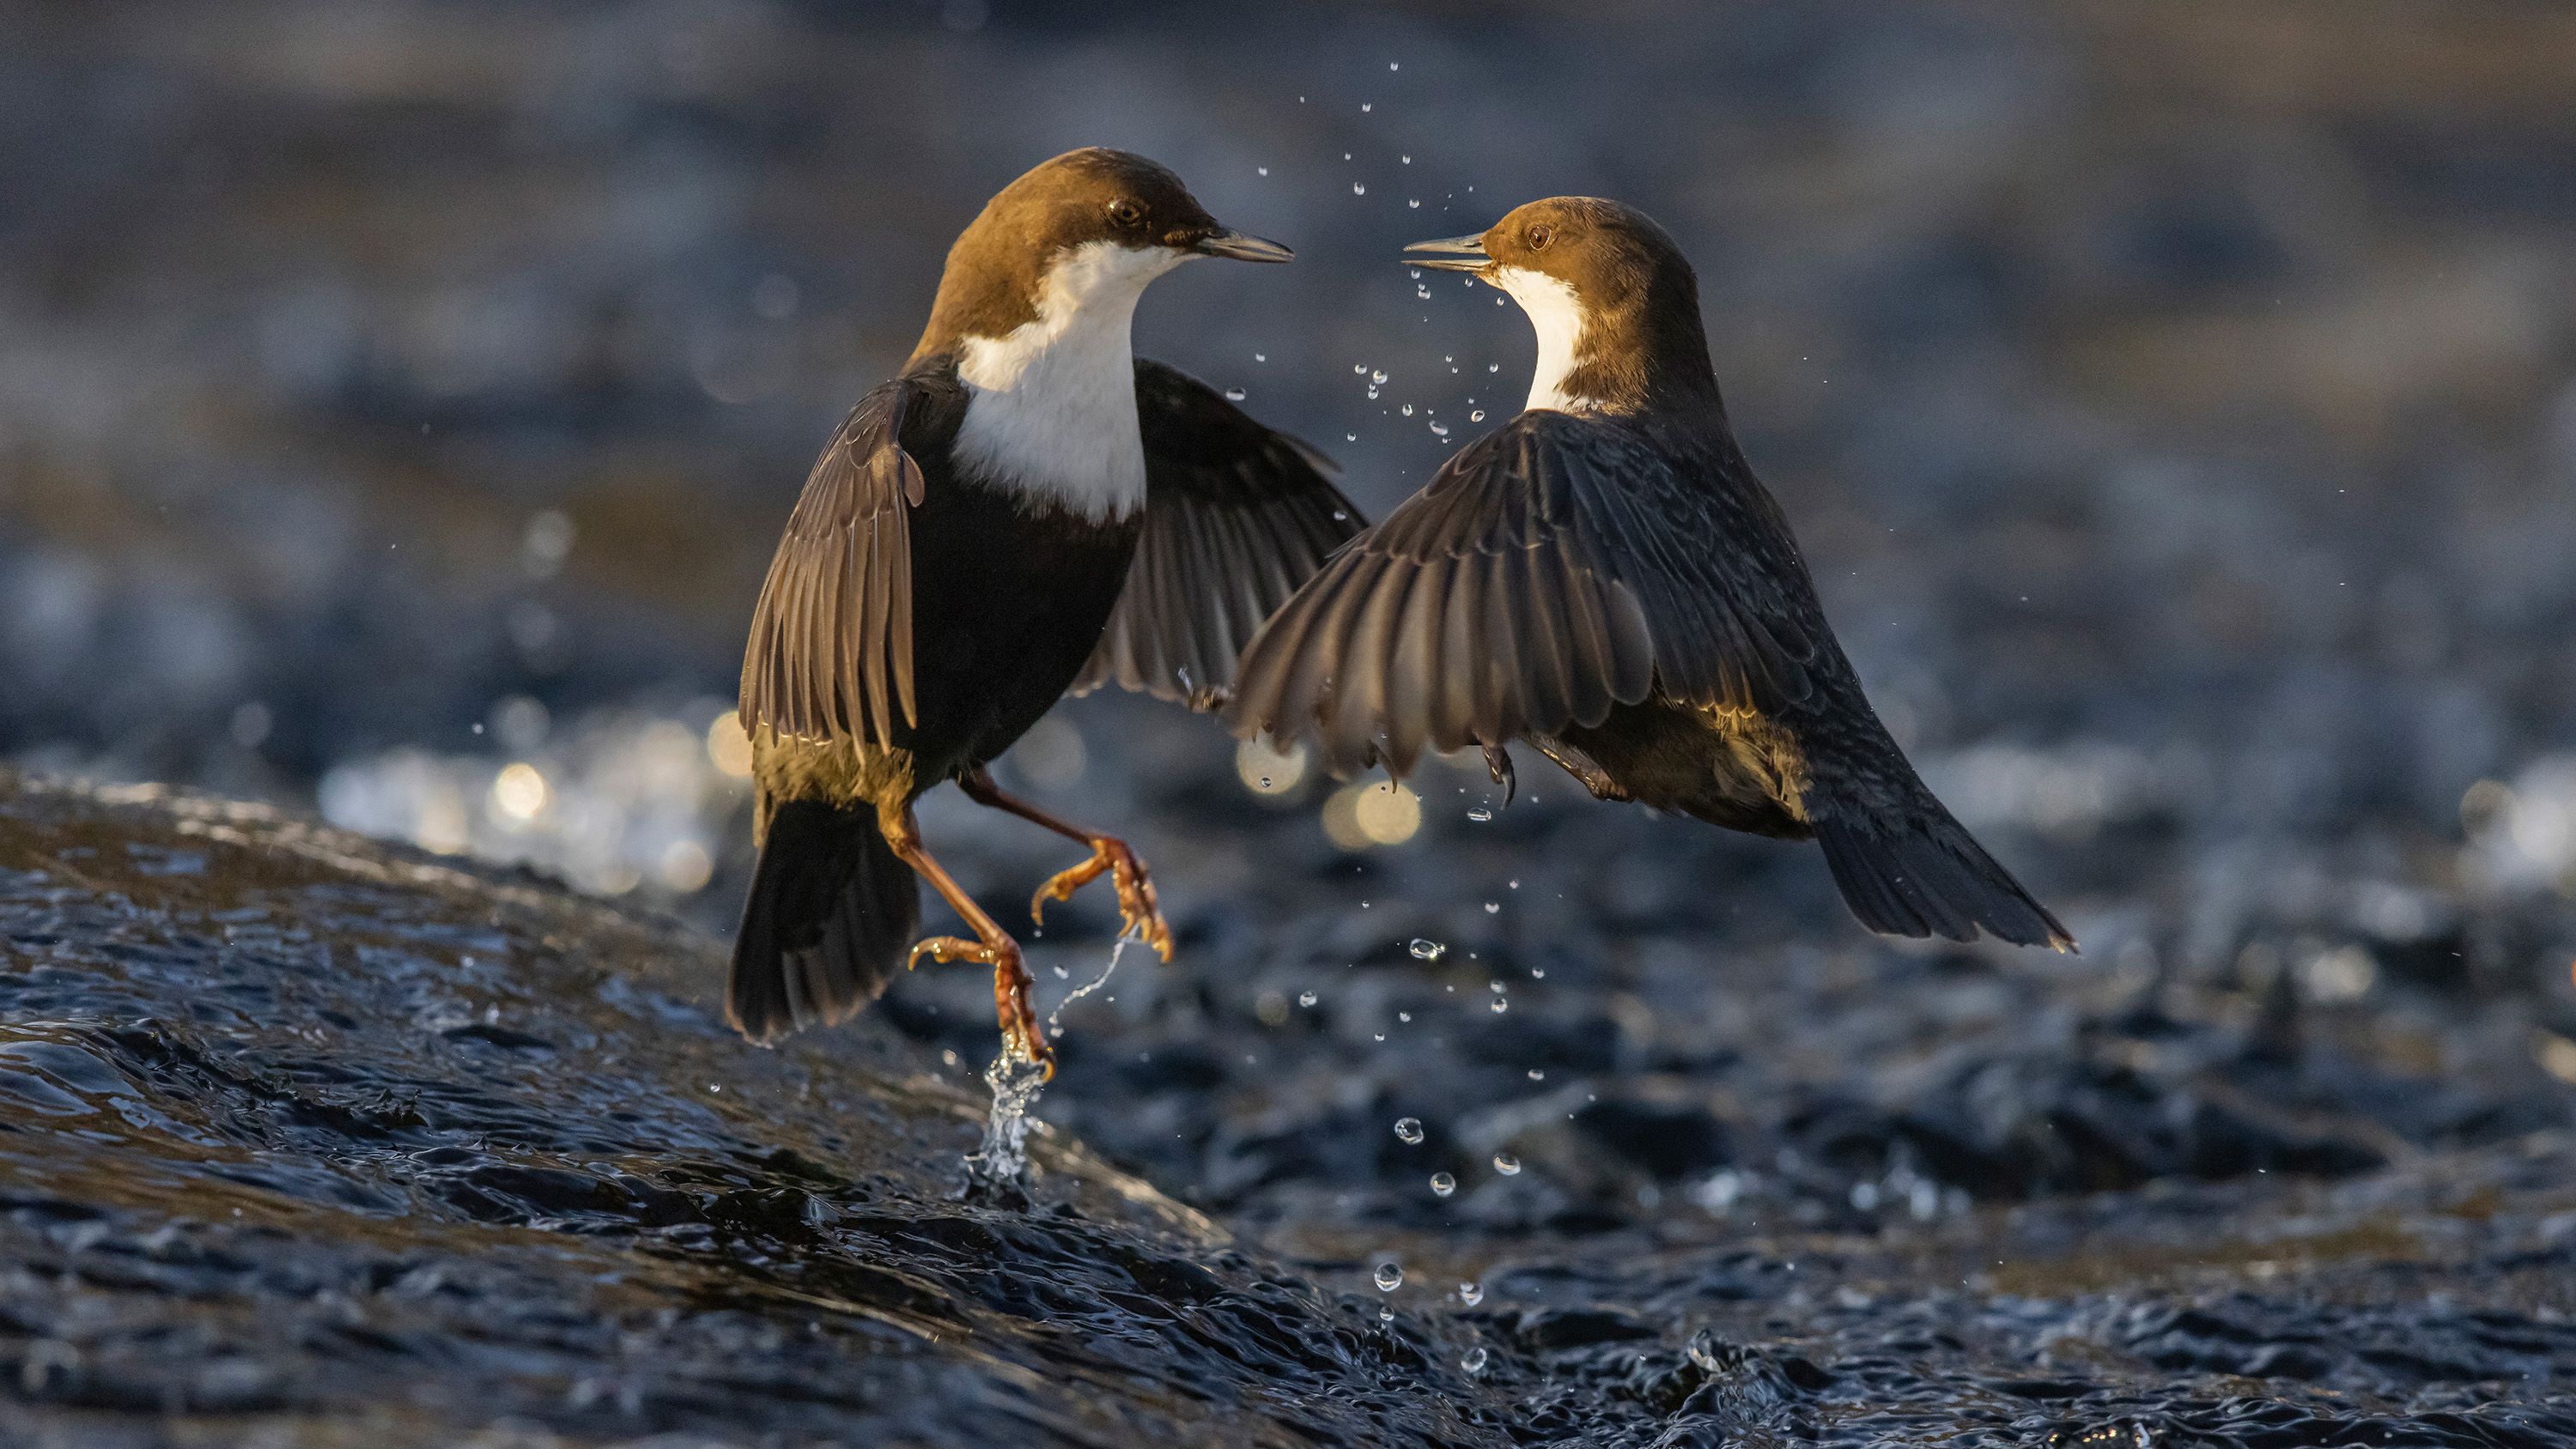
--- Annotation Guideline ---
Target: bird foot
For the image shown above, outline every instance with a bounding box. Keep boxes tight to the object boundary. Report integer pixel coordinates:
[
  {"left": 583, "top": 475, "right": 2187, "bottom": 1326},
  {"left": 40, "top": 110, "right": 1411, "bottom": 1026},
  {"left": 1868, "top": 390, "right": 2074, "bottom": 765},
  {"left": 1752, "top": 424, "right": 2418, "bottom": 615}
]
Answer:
[
  {"left": 1483, "top": 743, "right": 1516, "bottom": 807},
  {"left": 907, "top": 934, "right": 1053, "bottom": 1078},
  {"left": 1030, "top": 836, "right": 1175, "bottom": 962}
]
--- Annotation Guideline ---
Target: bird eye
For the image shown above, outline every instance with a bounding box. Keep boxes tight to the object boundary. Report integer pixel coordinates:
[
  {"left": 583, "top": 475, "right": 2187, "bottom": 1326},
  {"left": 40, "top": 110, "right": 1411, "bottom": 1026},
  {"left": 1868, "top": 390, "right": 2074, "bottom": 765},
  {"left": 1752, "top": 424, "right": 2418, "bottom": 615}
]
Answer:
[
  {"left": 1525, "top": 223, "right": 1554, "bottom": 251},
  {"left": 1107, "top": 199, "right": 1145, "bottom": 228}
]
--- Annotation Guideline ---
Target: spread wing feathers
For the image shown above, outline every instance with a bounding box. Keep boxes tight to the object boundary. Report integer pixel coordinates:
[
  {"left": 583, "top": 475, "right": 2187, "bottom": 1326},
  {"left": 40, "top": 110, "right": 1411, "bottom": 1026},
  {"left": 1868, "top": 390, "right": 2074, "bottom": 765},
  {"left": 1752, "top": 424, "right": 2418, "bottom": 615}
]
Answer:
[
  {"left": 1227, "top": 411, "right": 1823, "bottom": 776},
  {"left": 738, "top": 373, "right": 963, "bottom": 749},
  {"left": 1072, "top": 358, "right": 1367, "bottom": 709}
]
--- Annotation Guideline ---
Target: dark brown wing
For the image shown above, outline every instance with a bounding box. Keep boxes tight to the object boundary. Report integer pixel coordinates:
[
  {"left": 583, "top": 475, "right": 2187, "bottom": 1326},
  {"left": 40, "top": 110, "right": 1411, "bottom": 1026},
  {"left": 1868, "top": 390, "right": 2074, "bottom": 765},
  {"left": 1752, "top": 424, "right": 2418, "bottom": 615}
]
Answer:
[
  {"left": 1070, "top": 358, "right": 1366, "bottom": 709},
  {"left": 738, "top": 370, "right": 966, "bottom": 749},
  {"left": 1224, "top": 409, "right": 1823, "bottom": 775}
]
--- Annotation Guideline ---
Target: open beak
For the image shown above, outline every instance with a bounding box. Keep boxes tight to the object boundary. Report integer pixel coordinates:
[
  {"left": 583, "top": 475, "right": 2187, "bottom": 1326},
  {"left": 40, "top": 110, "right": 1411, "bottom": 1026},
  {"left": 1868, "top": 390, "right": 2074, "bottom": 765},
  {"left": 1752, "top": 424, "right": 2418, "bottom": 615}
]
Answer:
[
  {"left": 1402, "top": 233, "right": 1490, "bottom": 272},
  {"left": 1194, "top": 228, "right": 1294, "bottom": 263}
]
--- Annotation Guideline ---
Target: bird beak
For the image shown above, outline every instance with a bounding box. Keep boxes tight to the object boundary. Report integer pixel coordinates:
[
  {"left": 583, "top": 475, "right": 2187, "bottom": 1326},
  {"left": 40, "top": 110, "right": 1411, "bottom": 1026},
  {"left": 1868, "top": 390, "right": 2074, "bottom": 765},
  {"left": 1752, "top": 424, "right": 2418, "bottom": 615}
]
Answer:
[
  {"left": 1402, "top": 233, "right": 1490, "bottom": 272},
  {"left": 1194, "top": 228, "right": 1295, "bottom": 263}
]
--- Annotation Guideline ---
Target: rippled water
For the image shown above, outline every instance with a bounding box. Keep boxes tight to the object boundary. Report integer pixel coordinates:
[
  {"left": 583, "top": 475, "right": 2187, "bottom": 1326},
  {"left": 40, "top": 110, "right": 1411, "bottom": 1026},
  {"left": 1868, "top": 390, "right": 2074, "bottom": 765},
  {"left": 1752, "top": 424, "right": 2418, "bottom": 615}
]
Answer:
[{"left": 4, "top": 773, "right": 2573, "bottom": 1446}]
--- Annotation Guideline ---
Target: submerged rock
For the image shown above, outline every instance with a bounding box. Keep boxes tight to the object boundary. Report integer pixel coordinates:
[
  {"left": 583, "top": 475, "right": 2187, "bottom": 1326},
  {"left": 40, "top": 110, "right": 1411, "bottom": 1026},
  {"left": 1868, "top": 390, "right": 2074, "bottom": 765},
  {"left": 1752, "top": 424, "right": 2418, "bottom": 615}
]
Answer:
[
  {"left": 4, "top": 771, "right": 2575, "bottom": 1447},
  {"left": 0, "top": 774, "right": 1488, "bottom": 1445}
]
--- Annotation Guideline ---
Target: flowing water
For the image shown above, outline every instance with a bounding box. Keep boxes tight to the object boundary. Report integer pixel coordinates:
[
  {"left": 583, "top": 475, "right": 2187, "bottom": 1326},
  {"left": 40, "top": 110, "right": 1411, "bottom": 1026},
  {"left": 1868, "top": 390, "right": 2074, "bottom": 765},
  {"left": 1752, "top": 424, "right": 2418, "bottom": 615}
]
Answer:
[{"left": 3, "top": 773, "right": 2572, "bottom": 1446}]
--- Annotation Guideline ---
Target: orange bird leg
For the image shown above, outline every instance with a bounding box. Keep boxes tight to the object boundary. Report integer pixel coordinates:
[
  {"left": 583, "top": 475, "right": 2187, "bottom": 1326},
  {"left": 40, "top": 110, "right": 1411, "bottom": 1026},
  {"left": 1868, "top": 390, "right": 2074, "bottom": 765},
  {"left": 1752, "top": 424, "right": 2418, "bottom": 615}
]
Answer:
[
  {"left": 878, "top": 802, "right": 1051, "bottom": 1076},
  {"left": 956, "top": 767, "right": 1175, "bottom": 963}
]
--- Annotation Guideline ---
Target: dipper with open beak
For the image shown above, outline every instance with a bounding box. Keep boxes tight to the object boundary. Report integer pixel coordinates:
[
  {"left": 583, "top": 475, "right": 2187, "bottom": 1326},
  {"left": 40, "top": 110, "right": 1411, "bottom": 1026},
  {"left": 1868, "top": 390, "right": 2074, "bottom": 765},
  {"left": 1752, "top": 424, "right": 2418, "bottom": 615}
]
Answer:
[{"left": 1229, "top": 198, "right": 2071, "bottom": 952}]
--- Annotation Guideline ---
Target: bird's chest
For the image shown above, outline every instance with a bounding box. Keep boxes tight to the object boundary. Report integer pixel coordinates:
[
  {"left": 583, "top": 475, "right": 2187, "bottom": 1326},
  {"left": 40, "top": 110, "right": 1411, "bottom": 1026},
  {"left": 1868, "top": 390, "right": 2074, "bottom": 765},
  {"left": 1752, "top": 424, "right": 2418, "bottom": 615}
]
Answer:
[
  {"left": 903, "top": 476, "right": 1141, "bottom": 769},
  {"left": 949, "top": 316, "right": 1148, "bottom": 522}
]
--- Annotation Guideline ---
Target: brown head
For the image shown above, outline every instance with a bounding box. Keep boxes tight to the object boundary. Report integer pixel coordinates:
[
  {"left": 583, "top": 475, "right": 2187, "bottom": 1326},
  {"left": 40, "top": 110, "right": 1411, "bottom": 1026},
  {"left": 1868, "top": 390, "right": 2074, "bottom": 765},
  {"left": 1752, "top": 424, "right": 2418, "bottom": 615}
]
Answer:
[
  {"left": 913, "top": 148, "right": 1289, "bottom": 361},
  {"left": 1404, "top": 197, "right": 1719, "bottom": 416}
]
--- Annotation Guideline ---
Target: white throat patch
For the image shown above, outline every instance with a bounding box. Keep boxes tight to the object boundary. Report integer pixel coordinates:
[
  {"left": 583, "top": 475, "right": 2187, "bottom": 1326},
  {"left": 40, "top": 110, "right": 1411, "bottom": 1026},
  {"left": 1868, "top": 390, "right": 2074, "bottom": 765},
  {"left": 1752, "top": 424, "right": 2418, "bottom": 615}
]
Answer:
[
  {"left": 1492, "top": 265, "right": 1595, "bottom": 413},
  {"left": 952, "top": 239, "right": 1189, "bottom": 522}
]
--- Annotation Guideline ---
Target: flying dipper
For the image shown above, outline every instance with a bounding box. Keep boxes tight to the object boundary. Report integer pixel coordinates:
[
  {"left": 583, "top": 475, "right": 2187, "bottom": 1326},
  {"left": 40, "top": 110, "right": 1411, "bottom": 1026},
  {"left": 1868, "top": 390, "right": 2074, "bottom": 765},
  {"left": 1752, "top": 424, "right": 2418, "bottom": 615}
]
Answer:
[
  {"left": 734, "top": 149, "right": 1362, "bottom": 1072},
  {"left": 1225, "top": 197, "right": 2071, "bottom": 951}
]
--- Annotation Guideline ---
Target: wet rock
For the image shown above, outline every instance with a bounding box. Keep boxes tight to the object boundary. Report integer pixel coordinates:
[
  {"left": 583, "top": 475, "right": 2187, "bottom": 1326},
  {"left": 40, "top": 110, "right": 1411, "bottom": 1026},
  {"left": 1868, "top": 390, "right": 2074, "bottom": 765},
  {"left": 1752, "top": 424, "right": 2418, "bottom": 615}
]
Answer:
[{"left": 7, "top": 774, "right": 2576, "bottom": 1446}]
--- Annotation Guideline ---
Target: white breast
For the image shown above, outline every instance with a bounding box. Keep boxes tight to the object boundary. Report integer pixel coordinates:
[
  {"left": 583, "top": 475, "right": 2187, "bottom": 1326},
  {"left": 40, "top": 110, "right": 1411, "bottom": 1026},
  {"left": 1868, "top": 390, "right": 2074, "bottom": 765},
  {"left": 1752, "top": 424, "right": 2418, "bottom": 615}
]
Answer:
[
  {"left": 952, "top": 239, "right": 1188, "bottom": 523},
  {"left": 1492, "top": 265, "right": 1595, "bottom": 413}
]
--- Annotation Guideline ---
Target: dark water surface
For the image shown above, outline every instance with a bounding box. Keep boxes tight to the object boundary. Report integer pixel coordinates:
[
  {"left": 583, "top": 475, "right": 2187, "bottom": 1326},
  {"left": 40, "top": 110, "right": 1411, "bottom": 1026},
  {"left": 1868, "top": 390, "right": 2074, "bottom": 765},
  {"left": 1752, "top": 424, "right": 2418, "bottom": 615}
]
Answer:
[
  {"left": 7, "top": 4, "right": 2576, "bottom": 1442},
  {"left": 5, "top": 773, "right": 2573, "bottom": 1446}
]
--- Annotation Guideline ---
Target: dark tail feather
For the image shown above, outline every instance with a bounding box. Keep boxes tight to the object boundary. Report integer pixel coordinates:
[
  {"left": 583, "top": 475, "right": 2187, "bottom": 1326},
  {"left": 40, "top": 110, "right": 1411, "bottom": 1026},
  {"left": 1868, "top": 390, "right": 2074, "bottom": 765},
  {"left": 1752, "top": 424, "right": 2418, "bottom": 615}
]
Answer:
[
  {"left": 1814, "top": 811, "right": 2075, "bottom": 952},
  {"left": 728, "top": 798, "right": 920, "bottom": 1043}
]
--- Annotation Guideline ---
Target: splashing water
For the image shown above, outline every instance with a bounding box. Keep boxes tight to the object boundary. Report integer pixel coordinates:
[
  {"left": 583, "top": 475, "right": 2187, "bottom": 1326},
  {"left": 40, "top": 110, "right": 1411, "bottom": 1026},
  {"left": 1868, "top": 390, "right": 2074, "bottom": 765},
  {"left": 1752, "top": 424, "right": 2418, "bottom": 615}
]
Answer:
[
  {"left": 965, "top": 1048, "right": 1049, "bottom": 1186},
  {"left": 966, "top": 936, "right": 1133, "bottom": 1185}
]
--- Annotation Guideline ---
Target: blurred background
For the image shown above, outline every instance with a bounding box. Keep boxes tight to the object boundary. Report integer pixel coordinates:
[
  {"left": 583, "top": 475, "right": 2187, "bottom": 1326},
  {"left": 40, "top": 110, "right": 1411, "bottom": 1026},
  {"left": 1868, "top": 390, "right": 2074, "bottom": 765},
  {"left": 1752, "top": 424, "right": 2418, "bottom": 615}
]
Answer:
[{"left": 4, "top": 0, "right": 2574, "bottom": 1018}]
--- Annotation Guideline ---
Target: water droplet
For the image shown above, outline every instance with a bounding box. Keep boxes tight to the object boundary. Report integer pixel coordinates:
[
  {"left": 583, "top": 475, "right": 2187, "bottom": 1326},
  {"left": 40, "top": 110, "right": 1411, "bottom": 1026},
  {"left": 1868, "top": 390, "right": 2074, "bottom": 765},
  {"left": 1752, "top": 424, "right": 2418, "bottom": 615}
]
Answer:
[
  {"left": 1461, "top": 1346, "right": 1487, "bottom": 1373},
  {"left": 1332, "top": 510, "right": 1348, "bottom": 520},
  {"left": 1353, "top": 363, "right": 1368, "bottom": 374},
  {"left": 1483, "top": 901, "right": 1499, "bottom": 914},
  {"left": 1256, "top": 167, "right": 1269, "bottom": 176},
  {"left": 1400, "top": 403, "right": 1414, "bottom": 416},
  {"left": 1457, "top": 1281, "right": 1483, "bottom": 1307},
  {"left": 1401, "top": 152, "right": 1413, "bottom": 161},
  {"left": 1390, "top": 63, "right": 1400, "bottom": 72},
  {"left": 1430, "top": 1171, "right": 1455, "bottom": 1197},
  {"left": 1353, "top": 182, "right": 1367, "bottom": 195},
  {"left": 1370, "top": 369, "right": 1388, "bottom": 385},
  {"left": 1254, "top": 352, "right": 1266, "bottom": 361},
  {"left": 1530, "top": 967, "right": 1545, "bottom": 979},
  {"left": 1360, "top": 102, "right": 1372, "bottom": 112},
  {"left": 1366, "top": 387, "right": 1379, "bottom": 399},
  {"left": 1487, "top": 362, "right": 1499, "bottom": 372},
  {"left": 1469, "top": 409, "right": 1485, "bottom": 422},
  {"left": 1408, "top": 938, "right": 1446, "bottom": 961},
  {"left": 1467, "top": 807, "right": 1492, "bottom": 822},
  {"left": 1298, "top": 990, "right": 1317, "bottom": 1008},
  {"left": 1374, "top": 1261, "right": 1404, "bottom": 1291},
  {"left": 1492, "top": 1152, "right": 1521, "bottom": 1175},
  {"left": 1429, "top": 422, "right": 1448, "bottom": 436},
  {"left": 1393, "top": 1117, "right": 1424, "bottom": 1144},
  {"left": 1490, "top": 997, "right": 1508, "bottom": 1014},
  {"left": 1223, "top": 387, "right": 1247, "bottom": 401},
  {"left": 1379, "top": 1305, "right": 1394, "bottom": 1322},
  {"left": 1408, "top": 198, "right": 1420, "bottom": 209},
  {"left": 1527, "top": 1068, "right": 1546, "bottom": 1081},
  {"left": 1489, "top": 979, "right": 1505, "bottom": 992},
  {"left": 1345, "top": 433, "right": 1358, "bottom": 442},
  {"left": 1397, "top": 1010, "right": 1412, "bottom": 1022}
]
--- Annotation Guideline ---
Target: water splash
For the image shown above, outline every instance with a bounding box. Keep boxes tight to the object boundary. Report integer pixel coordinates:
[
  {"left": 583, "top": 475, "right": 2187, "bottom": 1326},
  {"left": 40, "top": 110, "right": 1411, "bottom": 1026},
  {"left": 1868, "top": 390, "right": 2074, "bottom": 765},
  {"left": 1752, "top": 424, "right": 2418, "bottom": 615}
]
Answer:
[
  {"left": 967, "top": 936, "right": 1133, "bottom": 1185},
  {"left": 964, "top": 1048, "right": 1049, "bottom": 1186}
]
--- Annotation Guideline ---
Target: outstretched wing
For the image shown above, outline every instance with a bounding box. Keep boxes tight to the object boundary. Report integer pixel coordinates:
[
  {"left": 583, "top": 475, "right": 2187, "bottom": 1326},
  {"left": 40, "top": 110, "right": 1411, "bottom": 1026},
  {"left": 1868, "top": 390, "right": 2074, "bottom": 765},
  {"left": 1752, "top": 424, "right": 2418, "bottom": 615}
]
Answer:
[
  {"left": 1071, "top": 358, "right": 1366, "bottom": 709},
  {"left": 1224, "top": 409, "right": 1823, "bottom": 774},
  {"left": 738, "top": 370, "right": 966, "bottom": 750}
]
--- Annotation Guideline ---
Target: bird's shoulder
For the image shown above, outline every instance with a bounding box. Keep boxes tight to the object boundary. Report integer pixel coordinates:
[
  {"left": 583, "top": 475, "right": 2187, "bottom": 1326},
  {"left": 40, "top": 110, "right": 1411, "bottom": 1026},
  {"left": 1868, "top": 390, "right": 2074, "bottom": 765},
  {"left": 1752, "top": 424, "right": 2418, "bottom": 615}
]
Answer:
[
  {"left": 784, "top": 363, "right": 970, "bottom": 527},
  {"left": 1374, "top": 408, "right": 1745, "bottom": 559}
]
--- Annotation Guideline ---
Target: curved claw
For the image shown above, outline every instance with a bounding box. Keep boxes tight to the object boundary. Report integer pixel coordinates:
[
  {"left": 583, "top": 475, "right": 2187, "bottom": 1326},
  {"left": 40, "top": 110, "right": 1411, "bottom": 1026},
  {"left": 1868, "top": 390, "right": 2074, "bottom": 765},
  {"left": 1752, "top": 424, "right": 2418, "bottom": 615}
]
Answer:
[
  {"left": 1030, "top": 838, "right": 1175, "bottom": 964},
  {"left": 906, "top": 934, "right": 1054, "bottom": 1078},
  {"left": 1483, "top": 743, "right": 1516, "bottom": 808}
]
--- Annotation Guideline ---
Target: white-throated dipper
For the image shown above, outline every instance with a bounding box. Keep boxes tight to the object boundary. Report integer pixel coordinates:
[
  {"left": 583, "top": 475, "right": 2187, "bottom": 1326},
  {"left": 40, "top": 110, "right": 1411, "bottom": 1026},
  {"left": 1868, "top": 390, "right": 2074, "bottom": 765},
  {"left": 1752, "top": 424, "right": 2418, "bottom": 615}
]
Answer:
[
  {"left": 733, "top": 149, "right": 1363, "bottom": 1072},
  {"left": 1225, "top": 197, "right": 2073, "bottom": 951}
]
